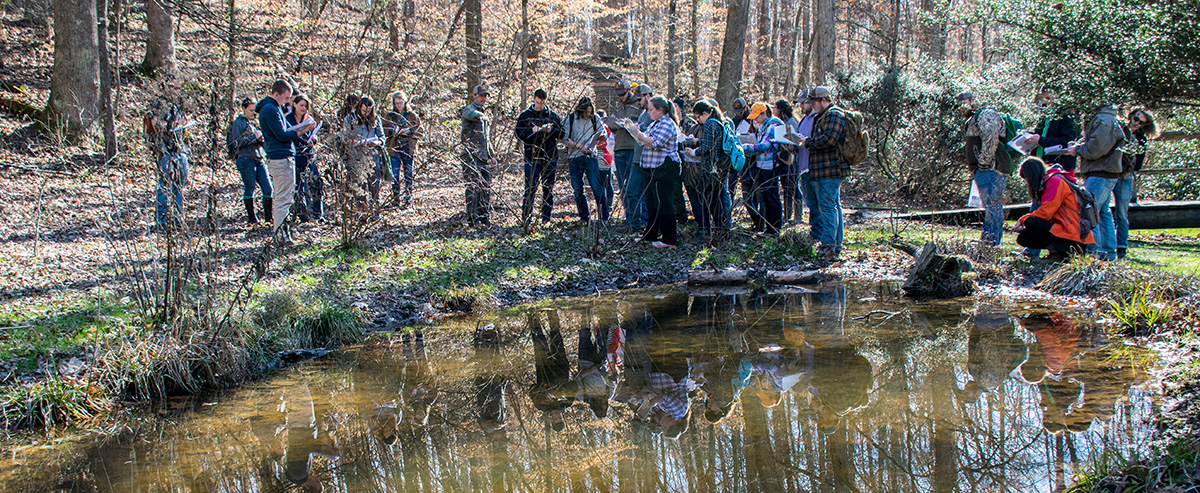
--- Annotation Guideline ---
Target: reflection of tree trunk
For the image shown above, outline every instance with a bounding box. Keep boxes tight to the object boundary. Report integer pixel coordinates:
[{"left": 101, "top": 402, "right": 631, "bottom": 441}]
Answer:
[
  {"left": 744, "top": 394, "right": 784, "bottom": 490},
  {"left": 48, "top": 0, "right": 99, "bottom": 138},
  {"left": 464, "top": 0, "right": 482, "bottom": 92},
  {"left": 141, "top": 0, "right": 176, "bottom": 76},
  {"left": 716, "top": 0, "right": 750, "bottom": 110}
]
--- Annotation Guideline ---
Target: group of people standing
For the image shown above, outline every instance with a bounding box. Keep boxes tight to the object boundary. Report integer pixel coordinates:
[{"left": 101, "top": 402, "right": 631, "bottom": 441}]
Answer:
[
  {"left": 461, "top": 80, "right": 853, "bottom": 255},
  {"left": 958, "top": 88, "right": 1157, "bottom": 262}
]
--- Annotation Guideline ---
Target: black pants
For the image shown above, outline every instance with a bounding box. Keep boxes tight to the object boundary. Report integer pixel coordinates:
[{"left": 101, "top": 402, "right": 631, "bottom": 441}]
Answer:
[
  {"left": 1017, "top": 216, "right": 1084, "bottom": 254},
  {"left": 640, "top": 159, "right": 680, "bottom": 245},
  {"left": 751, "top": 167, "right": 783, "bottom": 234}
]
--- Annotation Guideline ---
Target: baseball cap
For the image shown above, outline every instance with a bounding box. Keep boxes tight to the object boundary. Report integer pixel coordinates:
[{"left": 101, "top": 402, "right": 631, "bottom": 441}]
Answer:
[
  {"left": 793, "top": 89, "right": 809, "bottom": 104},
  {"left": 747, "top": 102, "right": 771, "bottom": 120},
  {"left": 956, "top": 91, "right": 975, "bottom": 102},
  {"left": 809, "top": 86, "right": 833, "bottom": 100},
  {"left": 635, "top": 84, "right": 653, "bottom": 96},
  {"left": 614, "top": 79, "right": 633, "bottom": 95},
  {"left": 473, "top": 84, "right": 490, "bottom": 96},
  {"left": 731, "top": 97, "right": 746, "bottom": 111}
]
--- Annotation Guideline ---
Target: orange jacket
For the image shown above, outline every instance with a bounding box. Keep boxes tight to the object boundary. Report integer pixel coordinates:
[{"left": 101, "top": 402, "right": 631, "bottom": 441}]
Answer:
[{"left": 1019, "top": 170, "right": 1096, "bottom": 244}]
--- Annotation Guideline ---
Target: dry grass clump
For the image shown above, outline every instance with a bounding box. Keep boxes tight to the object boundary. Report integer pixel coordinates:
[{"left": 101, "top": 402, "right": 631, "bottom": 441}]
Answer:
[
  {"left": 432, "top": 283, "right": 498, "bottom": 313},
  {"left": 779, "top": 226, "right": 816, "bottom": 256},
  {"left": 0, "top": 378, "right": 110, "bottom": 430}
]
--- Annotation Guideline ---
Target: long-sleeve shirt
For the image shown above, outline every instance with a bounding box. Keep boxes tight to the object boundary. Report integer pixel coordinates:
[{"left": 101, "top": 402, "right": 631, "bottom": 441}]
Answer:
[
  {"left": 563, "top": 112, "right": 605, "bottom": 160},
  {"left": 227, "top": 114, "right": 265, "bottom": 161},
  {"left": 1077, "top": 106, "right": 1125, "bottom": 178},
  {"left": 694, "top": 117, "right": 726, "bottom": 174},
  {"left": 638, "top": 117, "right": 680, "bottom": 169},
  {"left": 966, "top": 107, "right": 1004, "bottom": 173},
  {"left": 609, "top": 100, "right": 643, "bottom": 151},
  {"left": 744, "top": 116, "right": 784, "bottom": 170},
  {"left": 804, "top": 104, "right": 850, "bottom": 180},
  {"left": 1019, "top": 168, "right": 1096, "bottom": 244},
  {"left": 256, "top": 97, "right": 300, "bottom": 160},
  {"left": 796, "top": 113, "right": 815, "bottom": 174},
  {"left": 460, "top": 102, "right": 491, "bottom": 160},
  {"left": 516, "top": 104, "right": 565, "bottom": 162},
  {"left": 1033, "top": 111, "right": 1079, "bottom": 169}
]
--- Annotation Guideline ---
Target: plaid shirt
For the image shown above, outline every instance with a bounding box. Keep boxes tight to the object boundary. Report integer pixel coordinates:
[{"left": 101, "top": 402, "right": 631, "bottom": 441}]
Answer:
[
  {"left": 694, "top": 118, "right": 726, "bottom": 174},
  {"left": 639, "top": 116, "right": 681, "bottom": 169},
  {"left": 649, "top": 372, "right": 690, "bottom": 419},
  {"left": 744, "top": 116, "right": 784, "bottom": 170},
  {"left": 805, "top": 104, "right": 850, "bottom": 180}
]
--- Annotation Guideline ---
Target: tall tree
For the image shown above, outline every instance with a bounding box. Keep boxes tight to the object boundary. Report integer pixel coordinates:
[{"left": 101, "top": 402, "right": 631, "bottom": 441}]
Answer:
[
  {"left": 810, "top": 0, "right": 835, "bottom": 84},
  {"left": 141, "top": 0, "right": 176, "bottom": 75},
  {"left": 667, "top": 0, "right": 678, "bottom": 98},
  {"left": 920, "top": 0, "right": 945, "bottom": 60},
  {"left": 47, "top": 0, "right": 99, "bottom": 139},
  {"left": 464, "top": 0, "right": 482, "bottom": 92},
  {"left": 689, "top": 0, "right": 700, "bottom": 97},
  {"left": 98, "top": 0, "right": 117, "bottom": 161},
  {"left": 753, "top": 0, "right": 771, "bottom": 96},
  {"left": 716, "top": 0, "right": 751, "bottom": 110}
]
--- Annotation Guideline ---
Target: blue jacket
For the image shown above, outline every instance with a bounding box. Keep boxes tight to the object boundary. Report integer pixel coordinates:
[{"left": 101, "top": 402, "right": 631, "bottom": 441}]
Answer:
[{"left": 256, "top": 96, "right": 300, "bottom": 159}]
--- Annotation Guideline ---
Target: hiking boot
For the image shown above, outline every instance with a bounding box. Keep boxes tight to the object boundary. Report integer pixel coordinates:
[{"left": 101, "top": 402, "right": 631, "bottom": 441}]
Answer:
[
  {"left": 1117, "top": 247, "right": 1127, "bottom": 259},
  {"left": 263, "top": 198, "right": 274, "bottom": 225},
  {"left": 244, "top": 198, "right": 257, "bottom": 226}
]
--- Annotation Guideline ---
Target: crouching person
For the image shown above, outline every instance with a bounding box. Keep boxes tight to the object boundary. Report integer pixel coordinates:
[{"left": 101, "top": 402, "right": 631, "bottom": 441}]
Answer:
[{"left": 1015, "top": 157, "right": 1095, "bottom": 262}]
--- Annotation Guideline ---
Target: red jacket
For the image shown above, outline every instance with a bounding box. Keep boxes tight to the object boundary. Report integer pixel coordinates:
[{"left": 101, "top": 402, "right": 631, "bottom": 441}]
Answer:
[{"left": 1019, "top": 168, "right": 1096, "bottom": 244}]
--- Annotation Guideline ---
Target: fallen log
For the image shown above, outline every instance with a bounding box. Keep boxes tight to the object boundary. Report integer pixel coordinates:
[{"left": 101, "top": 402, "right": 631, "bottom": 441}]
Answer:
[
  {"left": 685, "top": 285, "right": 818, "bottom": 297},
  {"left": 895, "top": 241, "right": 975, "bottom": 298},
  {"left": 687, "top": 269, "right": 825, "bottom": 286}
]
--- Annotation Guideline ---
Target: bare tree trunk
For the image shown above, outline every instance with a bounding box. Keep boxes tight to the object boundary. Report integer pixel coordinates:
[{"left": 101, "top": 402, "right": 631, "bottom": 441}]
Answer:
[
  {"left": 402, "top": 0, "right": 415, "bottom": 49},
  {"left": 226, "top": 0, "right": 236, "bottom": 110},
  {"left": 799, "top": 0, "right": 811, "bottom": 86},
  {"left": 690, "top": 0, "right": 700, "bottom": 97},
  {"left": 520, "top": 0, "right": 528, "bottom": 103},
  {"left": 783, "top": 0, "right": 800, "bottom": 96},
  {"left": 810, "top": 0, "right": 835, "bottom": 84},
  {"left": 753, "top": 0, "right": 770, "bottom": 96},
  {"left": 464, "top": 0, "right": 482, "bottom": 92},
  {"left": 141, "top": 0, "right": 176, "bottom": 76},
  {"left": 920, "top": 0, "right": 944, "bottom": 60},
  {"left": 389, "top": 0, "right": 400, "bottom": 52},
  {"left": 667, "top": 0, "right": 677, "bottom": 98},
  {"left": 47, "top": 0, "right": 99, "bottom": 139},
  {"left": 716, "top": 0, "right": 750, "bottom": 110},
  {"left": 98, "top": 0, "right": 117, "bottom": 162}
]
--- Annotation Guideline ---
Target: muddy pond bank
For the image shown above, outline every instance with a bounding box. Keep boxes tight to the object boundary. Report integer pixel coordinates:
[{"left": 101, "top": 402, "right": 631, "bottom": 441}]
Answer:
[{"left": 0, "top": 282, "right": 1165, "bottom": 492}]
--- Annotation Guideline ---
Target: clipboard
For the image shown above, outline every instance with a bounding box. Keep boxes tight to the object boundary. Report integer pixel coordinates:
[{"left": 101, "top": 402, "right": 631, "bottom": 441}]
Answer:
[{"left": 772, "top": 125, "right": 804, "bottom": 145}]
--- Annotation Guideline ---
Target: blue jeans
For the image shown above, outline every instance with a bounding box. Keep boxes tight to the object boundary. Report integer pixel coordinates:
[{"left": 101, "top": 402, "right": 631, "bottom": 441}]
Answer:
[
  {"left": 390, "top": 150, "right": 414, "bottom": 198},
  {"left": 569, "top": 155, "right": 610, "bottom": 223},
  {"left": 236, "top": 157, "right": 272, "bottom": 200},
  {"left": 156, "top": 152, "right": 188, "bottom": 227},
  {"left": 813, "top": 178, "right": 844, "bottom": 250},
  {"left": 1113, "top": 174, "right": 1134, "bottom": 250},
  {"left": 800, "top": 172, "right": 819, "bottom": 237},
  {"left": 622, "top": 156, "right": 648, "bottom": 231},
  {"left": 522, "top": 157, "right": 556, "bottom": 223},
  {"left": 1085, "top": 175, "right": 1119, "bottom": 259},
  {"left": 974, "top": 170, "right": 1007, "bottom": 246},
  {"left": 613, "top": 149, "right": 635, "bottom": 193}
]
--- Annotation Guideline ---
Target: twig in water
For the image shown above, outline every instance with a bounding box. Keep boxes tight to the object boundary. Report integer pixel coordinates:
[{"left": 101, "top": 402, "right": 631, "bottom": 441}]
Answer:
[{"left": 852, "top": 309, "right": 902, "bottom": 322}]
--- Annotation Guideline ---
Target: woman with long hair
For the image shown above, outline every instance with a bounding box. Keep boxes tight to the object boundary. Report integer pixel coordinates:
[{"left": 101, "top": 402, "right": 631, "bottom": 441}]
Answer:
[
  {"left": 288, "top": 93, "right": 323, "bottom": 221},
  {"left": 563, "top": 96, "right": 610, "bottom": 224},
  {"left": 1016, "top": 157, "right": 1095, "bottom": 262},
  {"left": 1120, "top": 108, "right": 1157, "bottom": 257},
  {"left": 622, "top": 96, "right": 681, "bottom": 248},
  {"left": 384, "top": 91, "right": 421, "bottom": 207},
  {"left": 687, "top": 99, "right": 731, "bottom": 242},
  {"left": 344, "top": 96, "right": 389, "bottom": 208}
]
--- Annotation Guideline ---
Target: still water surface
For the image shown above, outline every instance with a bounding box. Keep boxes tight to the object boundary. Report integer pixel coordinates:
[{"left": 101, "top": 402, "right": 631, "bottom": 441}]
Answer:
[{"left": 3, "top": 283, "right": 1158, "bottom": 492}]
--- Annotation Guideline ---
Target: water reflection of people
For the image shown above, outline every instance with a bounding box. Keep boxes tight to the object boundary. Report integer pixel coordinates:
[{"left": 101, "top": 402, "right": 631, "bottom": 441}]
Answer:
[
  {"left": 282, "top": 382, "right": 340, "bottom": 492},
  {"left": 808, "top": 345, "right": 871, "bottom": 434},
  {"left": 700, "top": 352, "right": 753, "bottom": 424},
  {"left": 576, "top": 308, "right": 616, "bottom": 418},
  {"left": 961, "top": 304, "right": 1027, "bottom": 402},
  {"left": 474, "top": 323, "right": 508, "bottom": 439},
  {"left": 529, "top": 309, "right": 573, "bottom": 431}
]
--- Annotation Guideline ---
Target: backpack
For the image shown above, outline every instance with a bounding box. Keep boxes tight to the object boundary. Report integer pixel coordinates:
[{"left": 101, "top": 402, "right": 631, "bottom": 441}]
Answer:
[
  {"left": 720, "top": 119, "right": 746, "bottom": 172},
  {"left": 1059, "top": 176, "right": 1100, "bottom": 242},
  {"left": 973, "top": 107, "right": 1024, "bottom": 161},
  {"left": 839, "top": 108, "right": 869, "bottom": 167}
]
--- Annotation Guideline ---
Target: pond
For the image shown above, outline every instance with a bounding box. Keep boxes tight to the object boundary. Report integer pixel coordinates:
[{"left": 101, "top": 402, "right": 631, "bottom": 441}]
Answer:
[{"left": 1, "top": 282, "right": 1159, "bottom": 492}]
